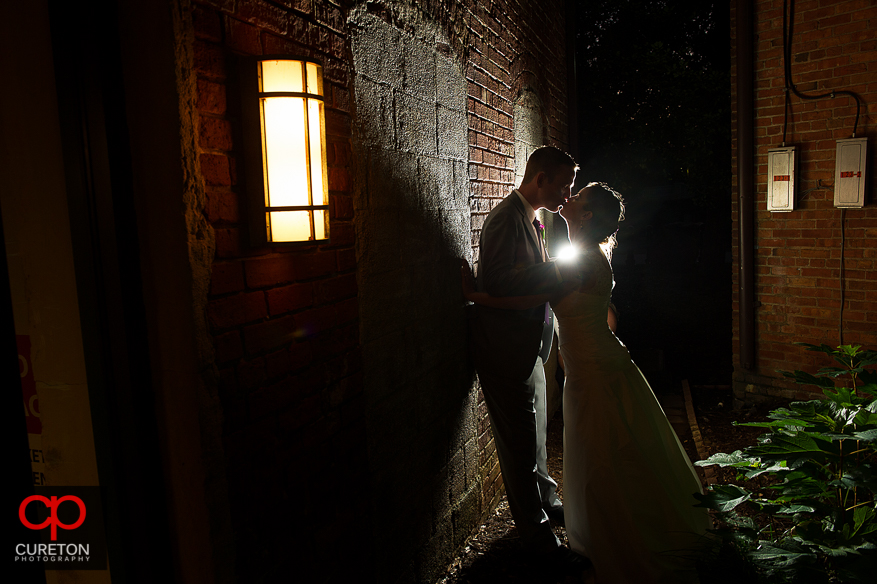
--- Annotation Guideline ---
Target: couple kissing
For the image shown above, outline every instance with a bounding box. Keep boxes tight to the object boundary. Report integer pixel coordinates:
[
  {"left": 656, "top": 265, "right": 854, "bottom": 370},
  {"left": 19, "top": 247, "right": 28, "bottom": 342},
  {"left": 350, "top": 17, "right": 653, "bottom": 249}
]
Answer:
[{"left": 464, "top": 146, "right": 711, "bottom": 583}]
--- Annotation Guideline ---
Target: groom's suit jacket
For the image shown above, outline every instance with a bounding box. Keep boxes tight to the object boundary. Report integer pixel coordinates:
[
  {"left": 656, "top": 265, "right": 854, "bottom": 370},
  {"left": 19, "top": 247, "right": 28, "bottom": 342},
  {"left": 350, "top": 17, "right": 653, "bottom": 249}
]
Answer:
[{"left": 475, "top": 192, "right": 562, "bottom": 382}]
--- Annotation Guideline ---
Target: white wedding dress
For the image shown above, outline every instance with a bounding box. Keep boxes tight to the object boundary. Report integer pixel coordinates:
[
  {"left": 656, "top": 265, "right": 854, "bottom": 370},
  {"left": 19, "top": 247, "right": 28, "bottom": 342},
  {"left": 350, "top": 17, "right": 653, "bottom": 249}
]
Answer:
[{"left": 553, "top": 249, "right": 711, "bottom": 584}]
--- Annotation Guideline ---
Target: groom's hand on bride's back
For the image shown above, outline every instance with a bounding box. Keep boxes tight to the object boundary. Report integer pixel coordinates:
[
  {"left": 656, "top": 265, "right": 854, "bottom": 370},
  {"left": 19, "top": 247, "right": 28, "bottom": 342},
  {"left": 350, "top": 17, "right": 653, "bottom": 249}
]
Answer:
[{"left": 459, "top": 259, "right": 477, "bottom": 301}]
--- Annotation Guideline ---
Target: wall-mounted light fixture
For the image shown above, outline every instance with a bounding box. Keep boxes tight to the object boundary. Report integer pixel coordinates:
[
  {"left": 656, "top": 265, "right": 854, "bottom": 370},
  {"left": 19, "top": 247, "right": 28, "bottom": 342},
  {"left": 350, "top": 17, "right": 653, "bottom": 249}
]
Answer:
[{"left": 242, "top": 56, "right": 329, "bottom": 244}]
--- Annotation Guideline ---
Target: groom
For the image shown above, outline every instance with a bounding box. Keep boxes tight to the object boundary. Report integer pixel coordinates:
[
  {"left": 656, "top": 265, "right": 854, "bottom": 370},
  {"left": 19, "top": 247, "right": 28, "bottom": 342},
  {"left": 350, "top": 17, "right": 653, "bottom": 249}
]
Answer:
[{"left": 473, "top": 146, "right": 584, "bottom": 566}]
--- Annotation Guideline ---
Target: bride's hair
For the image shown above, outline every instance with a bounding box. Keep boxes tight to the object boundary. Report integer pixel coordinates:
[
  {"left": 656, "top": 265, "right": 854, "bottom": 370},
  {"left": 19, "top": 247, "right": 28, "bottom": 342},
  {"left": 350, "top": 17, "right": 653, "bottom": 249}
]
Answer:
[{"left": 579, "top": 182, "right": 625, "bottom": 255}]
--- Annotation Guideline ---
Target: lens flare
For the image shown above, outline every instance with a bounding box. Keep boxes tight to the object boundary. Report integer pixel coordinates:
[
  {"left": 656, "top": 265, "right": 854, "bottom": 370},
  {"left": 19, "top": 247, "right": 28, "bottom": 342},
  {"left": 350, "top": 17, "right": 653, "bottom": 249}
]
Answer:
[{"left": 555, "top": 244, "right": 580, "bottom": 262}]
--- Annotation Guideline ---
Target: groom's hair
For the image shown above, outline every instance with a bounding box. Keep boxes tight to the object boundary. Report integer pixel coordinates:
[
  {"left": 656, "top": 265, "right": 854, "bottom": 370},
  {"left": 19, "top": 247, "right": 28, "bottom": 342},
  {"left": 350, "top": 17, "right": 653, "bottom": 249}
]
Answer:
[{"left": 521, "top": 146, "right": 578, "bottom": 185}]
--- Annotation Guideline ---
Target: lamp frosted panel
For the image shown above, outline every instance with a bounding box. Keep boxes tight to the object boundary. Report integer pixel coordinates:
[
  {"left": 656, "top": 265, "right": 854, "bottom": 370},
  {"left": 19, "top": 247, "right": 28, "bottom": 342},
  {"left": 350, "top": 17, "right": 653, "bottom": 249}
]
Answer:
[
  {"left": 306, "top": 62, "right": 322, "bottom": 95},
  {"left": 308, "top": 99, "right": 328, "bottom": 205},
  {"left": 260, "top": 60, "right": 303, "bottom": 92},
  {"left": 313, "top": 209, "right": 328, "bottom": 240},
  {"left": 268, "top": 210, "right": 311, "bottom": 242},
  {"left": 261, "top": 97, "right": 308, "bottom": 207}
]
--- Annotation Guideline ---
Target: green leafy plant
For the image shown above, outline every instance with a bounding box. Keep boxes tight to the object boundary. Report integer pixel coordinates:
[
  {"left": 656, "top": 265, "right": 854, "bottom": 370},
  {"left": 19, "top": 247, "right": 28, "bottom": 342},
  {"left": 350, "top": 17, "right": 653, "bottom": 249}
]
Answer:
[{"left": 695, "top": 344, "right": 877, "bottom": 583}]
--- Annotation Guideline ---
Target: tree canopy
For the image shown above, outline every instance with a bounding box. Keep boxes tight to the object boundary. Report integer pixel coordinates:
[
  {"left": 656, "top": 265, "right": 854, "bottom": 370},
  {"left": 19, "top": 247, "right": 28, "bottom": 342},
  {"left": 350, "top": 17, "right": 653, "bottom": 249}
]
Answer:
[{"left": 574, "top": 0, "right": 730, "bottom": 205}]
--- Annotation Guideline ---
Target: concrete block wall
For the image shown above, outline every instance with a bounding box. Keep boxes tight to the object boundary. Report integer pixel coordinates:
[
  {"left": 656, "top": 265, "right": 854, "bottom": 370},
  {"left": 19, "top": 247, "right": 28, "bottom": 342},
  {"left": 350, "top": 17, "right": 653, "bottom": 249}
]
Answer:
[
  {"left": 348, "top": 4, "right": 476, "bottom": 581},
  {"left": 343, "top": 3, "right": 572, "bottom": 580},
  {"left": 731, "top": 0, "right": 877, "bottom": 403}
]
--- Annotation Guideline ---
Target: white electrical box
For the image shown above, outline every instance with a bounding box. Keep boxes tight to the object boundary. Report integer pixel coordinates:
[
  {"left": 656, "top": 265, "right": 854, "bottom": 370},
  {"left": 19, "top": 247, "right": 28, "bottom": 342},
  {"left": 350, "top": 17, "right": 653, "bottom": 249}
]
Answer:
[
  {"left": 767, "top": 146, "right": 796, "bottom": 212},
  {"left": 834, "top": 137, "right": 868, "bottom": 208}
]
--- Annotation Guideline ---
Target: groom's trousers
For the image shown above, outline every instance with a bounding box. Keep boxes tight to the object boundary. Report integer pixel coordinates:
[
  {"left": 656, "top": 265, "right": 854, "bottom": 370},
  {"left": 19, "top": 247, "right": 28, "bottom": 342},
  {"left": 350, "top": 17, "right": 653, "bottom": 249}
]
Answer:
[{"left": 478, "top": 354, "right": 561, "bottom": 552}]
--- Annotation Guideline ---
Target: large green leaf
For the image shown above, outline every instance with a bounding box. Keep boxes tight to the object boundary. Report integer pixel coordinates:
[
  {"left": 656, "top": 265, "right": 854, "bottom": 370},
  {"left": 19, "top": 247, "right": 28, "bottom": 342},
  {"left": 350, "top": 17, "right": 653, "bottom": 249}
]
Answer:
[
  {"left": 786, "top": 401, "right": 836, "bottom": 423},
  {"left": 742, "top": 460, "right": 796, "bottom": 480},
  {"left": 795, "top": 342, "right": 835, "bottom": 354},
  {"left": 769, "top": 406, "right": 802, "bottom": 419},
  {"left": 852, "top": 428, "right": 877, "bottom": 442},
  {"left": 854, "top": 522, "right": 877, "bottom": 538},
  {"left": 832, "top": 354, "right": 856, "bottom": 369},
  {"left": 747, "top": 433, "right": 835, "bottom": 460},
  {"left": 839, "top": 406, "right": 865, "bottom": 428},
  {"left": 825, "top": 386, "right": 854, "bottom": 405},
  {"left": 749, "top": 542, "right": 815, "bottom": 568},
  {"left": 821, "top": 432, "right": 867, "bottom": 442},
  {"left": 694, "top": 484, "right": 751, "bottom": 512},
  {"left": 738, "top": 419, "right": 812, "bottom": 431},
  {"left": 694, "top": 450, "right": 755, "bottom": 468},
  {"left": 853, "top": 410, "right": 877, "bottom": 427},
  {"left": 839, "top": 464, "right": 877, "bottom": 495},
  {"left": 773, "top": 504, "right": 816, "bottom": 515},
  {"left": 829, "top": 476, "right": 862, "bottom": 491},
  {"left": 815, "top": 542, "right": 866, "bottom": 557},
  {"left": 781, "top": 369, "right": 836, "bottom": 389},
  {"left": 852, "top": 507, "right": 876, "bottom": 535},
  {"left": 819, "top": 367, "right": 854, "bottom": 376},
  {"left": 839, "top": 344, "right": 863, "bottom": 355},
  {"left": 772, "top": 473, "right": 832, "bottom": 500},
  {"left": 858, "top": 385, "right": 877, "bottom": 403},
  {"left": 724, "top": 513, "right": 759, "bottom": 531}
]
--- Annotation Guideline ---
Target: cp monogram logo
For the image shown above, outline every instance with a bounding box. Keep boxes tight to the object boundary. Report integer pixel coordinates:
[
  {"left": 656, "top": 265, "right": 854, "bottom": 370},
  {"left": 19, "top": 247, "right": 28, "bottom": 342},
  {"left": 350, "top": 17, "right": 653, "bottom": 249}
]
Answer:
[{"left": 19, "top": 495, "right": 87, "bottom": 541}]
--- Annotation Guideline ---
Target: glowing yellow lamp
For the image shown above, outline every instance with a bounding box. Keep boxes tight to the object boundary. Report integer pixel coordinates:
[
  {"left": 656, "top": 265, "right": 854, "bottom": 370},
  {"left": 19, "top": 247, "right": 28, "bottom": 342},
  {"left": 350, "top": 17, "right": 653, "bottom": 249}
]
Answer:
[{"left": 247, "top": 57, "right": 329, "bottom": 243}]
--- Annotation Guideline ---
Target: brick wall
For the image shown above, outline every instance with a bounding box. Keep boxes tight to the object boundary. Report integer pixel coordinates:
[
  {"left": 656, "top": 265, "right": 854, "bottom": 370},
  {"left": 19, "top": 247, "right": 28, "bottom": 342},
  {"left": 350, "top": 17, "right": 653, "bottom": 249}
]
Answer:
[
  {"left": 732, "top": 0, "right": 877, "bottom": 403},
  {"left": 186, "top": 0, "right": 571, "bottom": 581},
  {"left": 465, "top": 0, "right": 573, "bottom": 513},
  {"left": 191, "top": 0, "right": 367, "bottom": 580}
]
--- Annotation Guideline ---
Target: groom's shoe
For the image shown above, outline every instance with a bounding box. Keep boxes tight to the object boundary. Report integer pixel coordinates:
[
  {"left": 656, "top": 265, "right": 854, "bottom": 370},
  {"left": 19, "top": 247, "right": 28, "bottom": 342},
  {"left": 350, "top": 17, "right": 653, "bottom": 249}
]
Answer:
[
  {"left": 543, "top": 504, "right": 565, "bottom": 527},
  {"left": 543, "top": 545, "right": 593, "bottom": 578}
]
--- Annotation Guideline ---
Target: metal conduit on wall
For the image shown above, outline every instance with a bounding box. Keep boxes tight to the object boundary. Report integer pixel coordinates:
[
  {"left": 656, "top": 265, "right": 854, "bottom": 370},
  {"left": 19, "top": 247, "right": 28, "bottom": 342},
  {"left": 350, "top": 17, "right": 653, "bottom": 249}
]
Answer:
[{"left": 737, "top": 0, "right": 755, "bottom": 371}]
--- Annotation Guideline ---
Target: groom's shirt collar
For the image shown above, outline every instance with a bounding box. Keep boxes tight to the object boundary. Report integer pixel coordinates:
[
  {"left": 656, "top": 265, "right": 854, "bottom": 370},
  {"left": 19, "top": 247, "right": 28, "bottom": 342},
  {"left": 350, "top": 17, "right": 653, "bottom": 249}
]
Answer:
[
  {"left": 514, "top": 189, "right": 548, "bottom": 263},
  {"left": 513, "top": 190, "right": 560, "bottom": 282},
  {"left": 513, "top": 189, "right": 537, "bottom": 225},
  {"left": 513, "top": 188, "right": 540, "bottom": 246}
]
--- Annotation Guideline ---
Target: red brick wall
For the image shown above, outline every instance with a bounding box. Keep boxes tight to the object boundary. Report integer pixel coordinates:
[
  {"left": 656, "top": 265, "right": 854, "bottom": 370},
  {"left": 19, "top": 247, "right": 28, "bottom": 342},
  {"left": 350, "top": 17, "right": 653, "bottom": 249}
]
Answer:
[
  {"left": 191, "top": 0, "right": 366, "bottom": 579},
  {"left": 466, "top": 0, "right": 572, "bottom": 508},
  {"left": 732, "top": 0, "right": 877, "bottom": 401}
]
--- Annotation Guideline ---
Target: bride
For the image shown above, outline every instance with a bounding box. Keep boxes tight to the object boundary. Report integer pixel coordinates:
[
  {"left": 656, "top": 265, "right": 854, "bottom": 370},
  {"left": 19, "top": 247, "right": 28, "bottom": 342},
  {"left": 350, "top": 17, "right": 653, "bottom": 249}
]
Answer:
[{"left": 464, "top": 182, "right": 711, "bottom": 583}]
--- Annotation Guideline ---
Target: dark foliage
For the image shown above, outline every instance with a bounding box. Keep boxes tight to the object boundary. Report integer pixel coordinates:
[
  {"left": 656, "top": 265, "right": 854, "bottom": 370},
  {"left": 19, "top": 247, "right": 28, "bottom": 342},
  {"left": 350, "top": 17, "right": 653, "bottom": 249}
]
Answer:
[
  {"left": 574, "top": 0, "right": 730, "bottom": 205},
  {"left": 696, "top": 345, "right": 877, "bottom": 583},
  {"left": 571, "top": 1, "right": 732, "bottom": 386}
]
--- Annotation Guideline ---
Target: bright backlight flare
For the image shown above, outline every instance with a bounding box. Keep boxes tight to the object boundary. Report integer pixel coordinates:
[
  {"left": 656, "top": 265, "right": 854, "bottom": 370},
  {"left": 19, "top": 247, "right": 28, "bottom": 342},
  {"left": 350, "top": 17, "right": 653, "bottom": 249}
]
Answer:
[{"left": 556, "top": 244, "right": 579, "bottom": 262}]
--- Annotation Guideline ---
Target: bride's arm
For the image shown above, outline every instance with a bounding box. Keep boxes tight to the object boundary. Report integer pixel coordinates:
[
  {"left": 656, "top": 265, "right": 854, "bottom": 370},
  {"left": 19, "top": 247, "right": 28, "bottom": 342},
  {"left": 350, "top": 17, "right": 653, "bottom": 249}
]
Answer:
[{"left": 607, "top": 302, "right": 618, "bottom": 332}]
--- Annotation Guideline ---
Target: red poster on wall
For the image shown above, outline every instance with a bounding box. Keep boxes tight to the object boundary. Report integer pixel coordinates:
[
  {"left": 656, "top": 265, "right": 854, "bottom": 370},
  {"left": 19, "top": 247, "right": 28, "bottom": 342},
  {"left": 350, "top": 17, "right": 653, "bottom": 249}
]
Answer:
[{"left": 18, "top": 335, "right": 41, "bottom": 435}]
